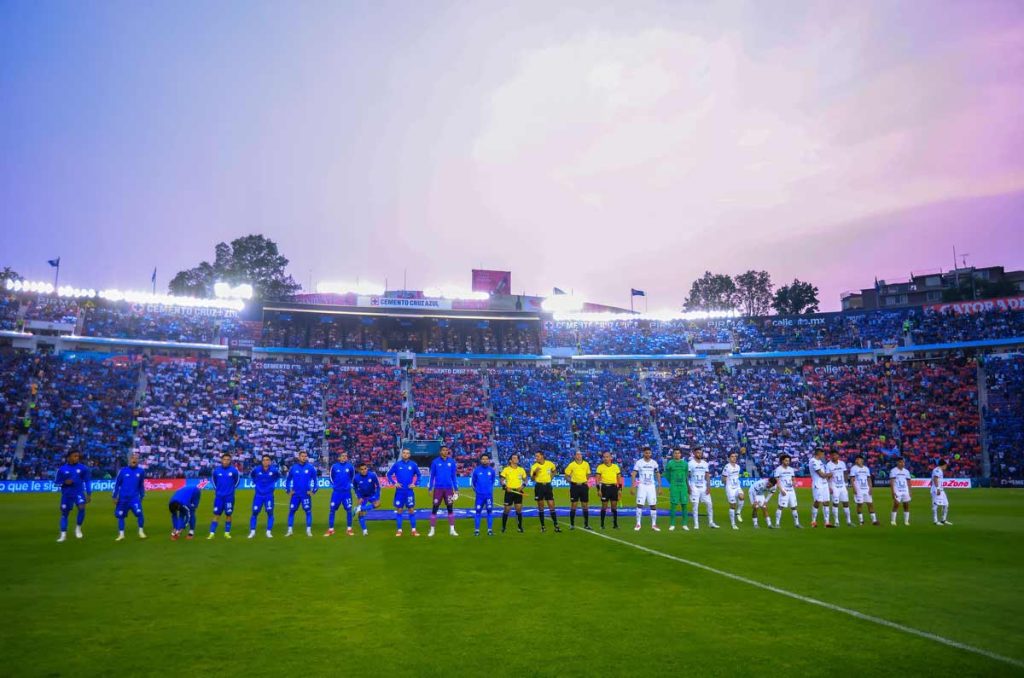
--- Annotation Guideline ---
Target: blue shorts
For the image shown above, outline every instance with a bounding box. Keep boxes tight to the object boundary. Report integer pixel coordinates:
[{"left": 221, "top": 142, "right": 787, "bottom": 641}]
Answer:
[
  {"left": 475, "top": 496, "right": 493, "bottom": 511},
  {"left": 290, "top": 494, "right": 312, "bottom": 512},
  {"left": 60, "top": 493, "right": 87, "bottom": 512},
  {"left": 115, "top": 499, "right": 142, "bottom": 517},
  {"left": 213, "top": 494, "right": 235, "bottom": 516},
  {"left": 330, "top": 493, "right": 352, "bottom": 512},
  {"left": 252, "top": 494, "right": 275, "bottom": 513},
  {"left": 393, "top": 487, "right": 415, "bottom": 509}
]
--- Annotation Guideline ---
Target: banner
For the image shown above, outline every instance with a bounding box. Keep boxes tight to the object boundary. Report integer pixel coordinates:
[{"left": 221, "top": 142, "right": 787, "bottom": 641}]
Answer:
[
  {"left": 872, "top": 478, "right": 973, "bottom": 489},
  {"left": 924, "top": 295, "right": 1024, "bottom": 315},
  {"left": 472, "top": 269, "right": 511, "bottom": 295},
  {"left": 0, "top": 478, "right": 186, "bottom": 493},
  {"left": 357, "top": 296, "right": 453, "bottom": 310}
]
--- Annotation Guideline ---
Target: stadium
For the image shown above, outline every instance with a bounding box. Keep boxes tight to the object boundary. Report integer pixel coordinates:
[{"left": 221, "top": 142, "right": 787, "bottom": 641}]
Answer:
[{"left": 4, "top": 2, "right": 1024, "bottom": 676}]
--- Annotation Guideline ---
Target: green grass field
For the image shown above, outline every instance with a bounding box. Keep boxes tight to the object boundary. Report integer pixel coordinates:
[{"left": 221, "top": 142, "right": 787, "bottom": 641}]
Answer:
[{"left": 1, "top": 487, "right": 1022, "bottom": 677}]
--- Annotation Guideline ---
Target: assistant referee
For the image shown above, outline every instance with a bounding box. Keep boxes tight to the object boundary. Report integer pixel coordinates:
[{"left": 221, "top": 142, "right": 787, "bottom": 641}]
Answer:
[
  {"left": 595, "top": 451, "right": 622, "bottom": 529},
  {"left": 563, "top": 451, "right": 592, "bottom": 530},
  {"left": 530, "top": 452, "right": 560, "bottom": 533}
]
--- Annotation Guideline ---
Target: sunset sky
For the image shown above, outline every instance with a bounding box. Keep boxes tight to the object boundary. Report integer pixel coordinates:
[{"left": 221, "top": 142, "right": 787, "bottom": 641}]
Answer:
[{"left": 2, "top": 1, "right": 1023, "bottom": 310}]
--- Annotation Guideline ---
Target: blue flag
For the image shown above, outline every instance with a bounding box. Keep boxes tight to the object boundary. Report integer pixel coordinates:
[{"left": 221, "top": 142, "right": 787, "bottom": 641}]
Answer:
[
  {"left": 631, "top": 288, "right": 645, "bottom": 297},
  {"left": 552, "top": 287, "right": 566, "bottom": 295},
  {"left": 151, "top": 267, "right": 157, "bottom": 284},
  {"left": 47, "top": 257, "right": 60, "bottom": 268}
]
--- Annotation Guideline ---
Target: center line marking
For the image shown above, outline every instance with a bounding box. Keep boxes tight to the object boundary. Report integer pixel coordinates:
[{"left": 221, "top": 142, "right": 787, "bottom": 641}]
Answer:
[{"left": 583, "top": 529, "right": 1023, "bottom": 669}]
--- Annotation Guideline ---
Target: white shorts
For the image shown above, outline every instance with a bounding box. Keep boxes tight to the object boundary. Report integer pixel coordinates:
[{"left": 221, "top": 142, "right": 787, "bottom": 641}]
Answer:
[
  {"left": 931, "top": 490, "right": 948, "bottom": 507},
  {"left": 751, "top": 494, "right": 768, "bottom": 508},
  {"left": 854, "top": 488, "right": 873, "bottom": 505},
  {"left": 691, "top": 489, "right": 711, "bottom": 507},
  {"left": 726, "top": 486, "right": 744, "bottom": 504},
  {"left": 636, "top": 485, "right": 657, "bottom": 506},
  {"left": 831, "top": 486, "right": 849, "bottom": 504},
  {"left": 777, "top": 490, "right": 798, "bottom": 508},
  {"left": 893, "top": 490, "right": 911, "bottom": 503}
]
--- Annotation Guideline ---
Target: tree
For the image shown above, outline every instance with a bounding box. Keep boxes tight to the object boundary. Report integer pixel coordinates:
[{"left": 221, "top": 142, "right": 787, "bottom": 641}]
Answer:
[
  {"left": 733, "top": 270, "right": 774, "bottom": 317},
  {"left": 683, "top": 271, "right": 738, "bottom": 311},
  {"left": 168, "top": 235, "right": 301, "bottom": 300},
  {"left": 772, "top": 279, "right": 820, "bottom": 315},
  {"left": 1, "top": 267, "right": 24, "bottom": 286}
]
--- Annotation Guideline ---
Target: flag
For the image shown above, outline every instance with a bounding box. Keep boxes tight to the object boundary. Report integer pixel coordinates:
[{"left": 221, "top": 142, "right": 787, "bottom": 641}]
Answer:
[
  {"left": 151, "top": 267, "right": 157, "bottom": 284},
  {"left": 47, "top": 257, "right": 60, "bottom": 268},
  {"left": 552, "top": 287, "right": 566, "bottom": 295},
  {"left": 631, "top": 288, "right": 646, "bottom": 297}
]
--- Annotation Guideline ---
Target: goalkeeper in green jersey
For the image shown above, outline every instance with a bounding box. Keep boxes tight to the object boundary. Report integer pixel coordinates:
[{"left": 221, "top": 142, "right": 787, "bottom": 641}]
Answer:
[{"left": 663, "top": 447, "right": 690, "bottom": 531}]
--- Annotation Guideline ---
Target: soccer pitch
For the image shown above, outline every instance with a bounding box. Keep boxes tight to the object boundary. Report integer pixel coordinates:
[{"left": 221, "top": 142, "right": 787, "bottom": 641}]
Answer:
[{"left": 1, "top": 488, "right": 1022, "bottom": 677}]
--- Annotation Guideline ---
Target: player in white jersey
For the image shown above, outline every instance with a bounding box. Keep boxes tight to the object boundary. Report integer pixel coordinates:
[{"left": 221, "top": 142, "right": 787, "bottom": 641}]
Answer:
[
  {"left": 889, "top": 457, "right": 913, "bottom": 526},
  {"left": 772, "top": 454, "right": 802, "bottom": 528},
  {"left": 722, "top": 452, "right": 745, "bottom": 530},
  {"left": 825, "top": 451, "right": 852, "bottom": 527},
  {"left": 849, "top": 455, "right": 879, "bottom": 525},
  {"left": 688, "top": 447, "right": 718, "bottom": 529},
  {"left": 631, "top": 446, "right": 661, "bottom": 531},
  {"left": 931, "top": 459, "right": 952, "bottom": 526},
  {"left": 748, "top": 477, "right": 777, "bottom": 528},
  {"left": 809, "top": 450, "right": 833, "bottom": 528}
]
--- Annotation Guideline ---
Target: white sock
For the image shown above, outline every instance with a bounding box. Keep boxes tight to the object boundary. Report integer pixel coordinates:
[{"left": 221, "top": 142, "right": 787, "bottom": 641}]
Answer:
[
  {"left": 870, "top": 512, "right": 877, "bottom": 522},
  {"left": 775, "top": 509, "right": 782, "bottom": 525},
  {"left": 650, "top": 508, "right": 657, "bottom": 527},
  {"left": 752, "top": 516, "right": 759, "bottom": 526},
  {"left": 904, "top": 511, "right": 910, "bottom": 525},
  {"left": 766, "top": 516, "right": 773, "bottom": 527},
  {"left": 941, "top": 505, "right": 948, "bottom": 521},
  {"left": 729, "top": 508, "right": 736, "bottom": 526},
  {"left": 932, "top": 506, "right": 938, "bottom": 522},
  {"left": 811, "top": 506, "right": 818, "bottom": 522},
  {"left": 792, "top": 509, "right": 800, "bottom": 526},
  {"left": 844, "top": 507, "right": 851, "bottom": 523},
  {"left": 636, "top": 508, "right": 642, "bottom": 526},
  {"left": 858, "top": 512, "right": 864, "bottom": 524},
  {"left": 693, "top": 505, "right": 700, "bottom": 528},
  {"left": 891, "top": 511, "right": 897, "bottom": 522},
  {"left": 832, "top": 506, "right": 839, "bottom": 524},
  {"left": 737, "top": 499, "right": 745, "bottom": 514},
  {"left": 707, "top": 503, "right": 714, "bottom": 524}
]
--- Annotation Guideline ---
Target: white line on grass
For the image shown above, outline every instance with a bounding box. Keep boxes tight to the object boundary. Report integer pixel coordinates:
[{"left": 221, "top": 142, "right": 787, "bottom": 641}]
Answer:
[{"left": 583, "top": 529, "right": 1024, "bottom": 670}]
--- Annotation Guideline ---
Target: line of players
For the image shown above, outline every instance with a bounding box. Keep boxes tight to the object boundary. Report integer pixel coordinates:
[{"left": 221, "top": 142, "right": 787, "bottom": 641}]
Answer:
[{"left": 52, "top": 443, "right": 954, "bottom": 542}]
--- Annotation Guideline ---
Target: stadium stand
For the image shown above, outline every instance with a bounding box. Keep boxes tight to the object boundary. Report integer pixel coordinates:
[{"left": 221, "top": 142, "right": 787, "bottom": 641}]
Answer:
[
  {"left": 567, "top": 369, "right": 657, "bottom": 466},
  {"left": 233, "top": 362, "right": 326, "bottom": 465},
  {"left": 409, "top": 369, "right": 493, "bottom": 472},
  {"left": 325, "top": 365, "right": 404, "bottom": 470},
  {"left": 647, "top": 367, "right": 734, "bottom": 465},
  {"left": 985, "top": 355, "right": 1024, "bottom": 480},
  {"left": 489, "top": 368, "right": 574, "bottom": 463}
]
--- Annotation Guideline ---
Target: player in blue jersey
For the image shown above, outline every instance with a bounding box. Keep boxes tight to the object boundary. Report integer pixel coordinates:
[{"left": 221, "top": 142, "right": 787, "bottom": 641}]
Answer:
[
  {"left": 55, "top": 451, "right": 91, "bottom": 542},
  {"left": 285, "top": 450, "right": 318, "bottom": 537},
  {"left": 471, "top": 454, "right": 497, "bottom": 536},
  {"left": 325, "top": 450, "right": 355, "bottom": 537},
  {"left": 248, "top": 454, "right": 281, "bottom": 538},
  {"left": 112, "top": 453, "right": 147, "bottom": 541},
  {"left": 208, "top": 453, "right": 241, "bottom": 539},
  {"left": 387, "top": 448, "right": 421, "bottom": 537},
  {"left": 353, "top": 462, "right": 381, "bottom": 536},
  {"left": 428, "top": 446, "right": 459, "bottom": 537},
  {"left": 168, "top": 485, "right": 202, "bottom": 540}
]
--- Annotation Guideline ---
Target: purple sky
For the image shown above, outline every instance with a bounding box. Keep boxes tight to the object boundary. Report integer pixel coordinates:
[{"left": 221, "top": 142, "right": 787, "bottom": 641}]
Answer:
[{"left": 2, "top": 1, "right": 1023, "bottom": 310}]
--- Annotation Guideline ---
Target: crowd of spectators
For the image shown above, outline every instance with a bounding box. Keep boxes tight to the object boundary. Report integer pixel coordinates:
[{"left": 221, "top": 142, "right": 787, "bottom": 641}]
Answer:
[
  {"left": 0, "top": 352, "right": 33, "bottom": 476},
  {"left": 0, "top": 294, "right": 20, "bottom": 331},
  {"left": 233, "top": 363, "right": 326, "bottom": 465},
  {"left": 84, "top": 306, "right": 227, "bottom": 343},
  {"left": 912, "top": 309, "right": 1024, "bottom": 345},
  {"left": 489, "top": 368, "right": 573, "bottom": 464},
  {"left": 544, "top": 320, "right": 694, "bottom": 354},
  {"left": 647, "top": 367, "right": 733, "bottom": 468},
  {"left": 984, "top": 355, "right": 1024, "bottom": 480},
  {"left": 325, "top": 365, "right": 403, "bottom": 468},
  {"left": 17, "top": 355, "right": 138, "bottom": 479},
  {"left": 22, "top": 297, "right": 80, "bottom": 325},
  {"left": 568, "top": 369, "right": 656, "bottom": 466},
  {"left": 410, "top": 369, "right": 492, "bottom": 471}
]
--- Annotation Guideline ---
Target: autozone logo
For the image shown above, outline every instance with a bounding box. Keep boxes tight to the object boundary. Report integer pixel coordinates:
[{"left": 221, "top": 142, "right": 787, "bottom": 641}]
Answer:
[{"left": 909, "top": 478, "right": 972, "bottom": 489}]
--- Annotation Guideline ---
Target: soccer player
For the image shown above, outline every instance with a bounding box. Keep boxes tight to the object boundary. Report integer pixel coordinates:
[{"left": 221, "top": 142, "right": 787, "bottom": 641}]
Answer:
[
  {"left": 931, "top": 459, "right": 952, "bottom": 526},
  {"left": 112, "top": 453, "right": 146, "bottom": 541},
  {"left": 353, "top": 462, "right": 381, "bottom": 536},
  {"left": 471, "top": 454, "right": 497, "bottom": 536},
  {"left": 326, "top": 450, "right": 355, "bottom": 537},
  {"left": 890, "top": 457, "right": 912, "bottom": 526},
  {"left": 596, "top": 452, "right": 622, "bottom": 529},
  {"left": 748, "top": 477, "right": 777, "bottom": 528},
  {"left": 809, "top": 449, "right": 833, "bottom": 528},
  {"left": 722, "top": 451, "right": 745, "bottom": 529},
  {"left": 428, "top": 445, "right": 458, "bottom": 537},
  {"left": 249, "top": 454, "right": 280, "bottom": 538},
  {"left": 773, "top": 454, "right": 802, "bottom": 528},
  {"left": 168, "top": 485, "right": 202, "bottom": 540},
  {"left": 285, "top": 450, "right": 319, "bottom": 537},
  {"left": 387, "top": 448, "right": 421, "bottom": 537},
  {"left": 631, "top": 446, "right": 661, "bottom": 531},
  {"left": 208, "top": 453, "right": 240, "bottom": 539},
  {"left": 688, "top": 447, "right": 717, "bottom": 529},
  {"left": 563, "top": 451, "right": 592, "bottom": 530},
  {"left": 55, "top": 450, "right": 91, "bottom": 542},
  {"left": 826, "top": 451, "right": 853, "bottom": 527},
  {"left": 500, "top": 453, "right": 528, "bottom": 533},
  {"left": 849, "top": 455, "right": 879, "bottom": 526},
  {"left": 663, "top": 447, "right": 689, "bottom": 531},
  {"left": 531, "top": 451, "right": 560, "bottom": 533}
]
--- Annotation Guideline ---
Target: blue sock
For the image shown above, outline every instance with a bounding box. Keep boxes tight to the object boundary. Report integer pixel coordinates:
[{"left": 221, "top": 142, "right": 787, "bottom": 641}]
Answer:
[
  {"left": 409, "top": 513, "right": 417, "bottom": 529},
  {"left": 267, "top": 511, "right": 274, "bottom": 530},
  {"left": 474, "top": 510, "right": 481, "bottom": 531},
  {"left": 118, "top": 517, "right": 125, "bottom": 531},
  {"left": 328, "top": 509, "right": 336, "bottom": 529},
  {"left": 346, "top": 509, "right": 353, "bottom": 528},
  {"left": 76, "top": 509, "right": 86, "bottom": 526},
  {"left": 135, "top": 509, "right": 144, "bottom": 528},
  {"left": 225, "top": 521, "right": 231, "bottom": 534},
  {"left": 305, "top": 511, "right": 312, "bottom": 528},
  {"left": 486, "top": 509, "right": 493, "bottom": 531},
  {"left": 209, "top": 520, "right": 218, "bottom": 534},
  {"left": 288, "top": 511, "right": 296, "bottom": 528},
  {"left": 60, "top": 513, "right": 69, "bottom": 531},
  {"left": 396, "top": 512, "right": 404, "bottom": 530},
  {"left": 250, "top": 513, "right": 258, "bottom": 530},
  {"left": 358, "top": 513, "right": 367, "bottom": 530}
]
